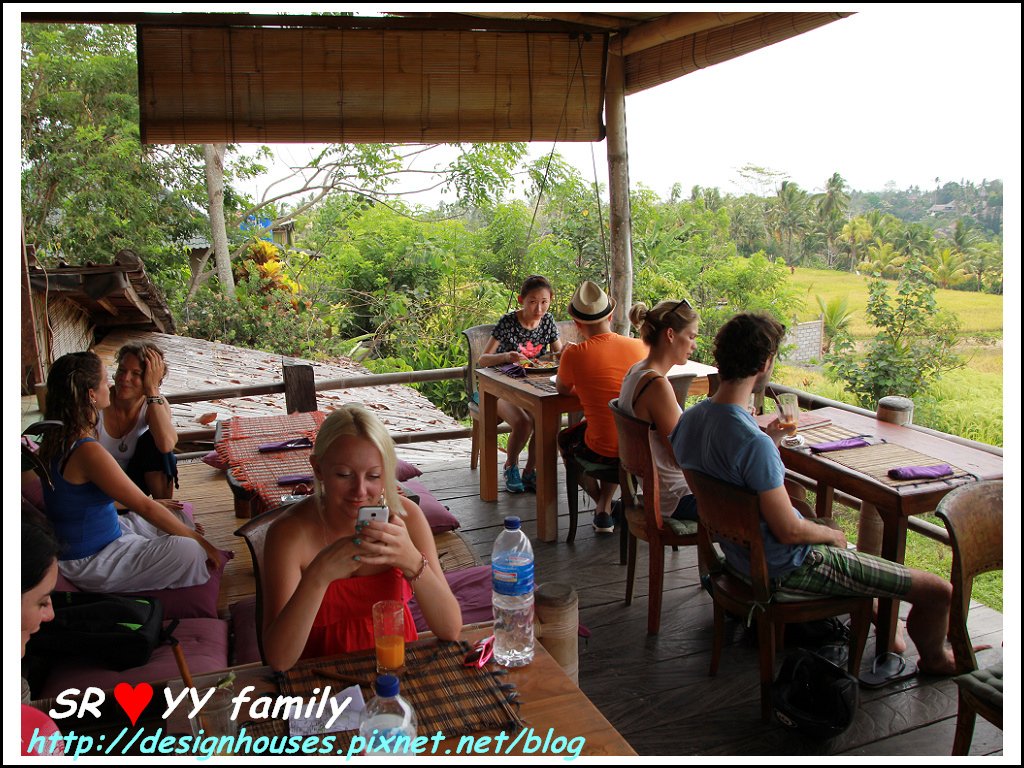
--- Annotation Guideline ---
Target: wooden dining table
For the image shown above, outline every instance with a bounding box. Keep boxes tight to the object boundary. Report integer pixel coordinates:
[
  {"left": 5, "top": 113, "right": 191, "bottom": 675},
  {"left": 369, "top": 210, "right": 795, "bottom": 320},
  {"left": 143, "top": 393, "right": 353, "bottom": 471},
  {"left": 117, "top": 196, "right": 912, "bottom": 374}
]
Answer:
[
  {"left": 163, "top": 625, "right": 635, "bottom": 757},
  {"left": 771, "top": 406, "right": 1003, "bottom": 653},
  {"left": 477, "top": 360, "right": 717, "bottom": 542}
]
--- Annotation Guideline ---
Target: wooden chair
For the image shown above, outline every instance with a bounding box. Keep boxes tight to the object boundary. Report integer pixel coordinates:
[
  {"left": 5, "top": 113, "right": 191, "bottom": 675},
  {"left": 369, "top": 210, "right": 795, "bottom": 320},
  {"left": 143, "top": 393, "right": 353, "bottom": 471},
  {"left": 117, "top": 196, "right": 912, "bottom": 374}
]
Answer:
[
  {"left": 21, "top": 420, "right": 63, "bottom": 489},
  {"left": 234, "top": 505, "right": 292, "bottom": 664},
  {"left": 936, "top": 480, "right": 1003, "bottom": 755},
  {"left": 682, "top": 468, "right": 872, "bottom": 722},
  {"left": 610, "top": 398, "right": 698, "bottom": 634}
]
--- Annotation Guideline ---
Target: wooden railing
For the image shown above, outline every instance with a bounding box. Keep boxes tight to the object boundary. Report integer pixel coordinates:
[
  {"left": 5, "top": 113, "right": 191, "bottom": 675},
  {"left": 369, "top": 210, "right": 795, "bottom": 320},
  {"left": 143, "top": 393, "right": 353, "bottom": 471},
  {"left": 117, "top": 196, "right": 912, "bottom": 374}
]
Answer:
[{"left": 171, "top": 362, "right": 998, "bottom": 545}]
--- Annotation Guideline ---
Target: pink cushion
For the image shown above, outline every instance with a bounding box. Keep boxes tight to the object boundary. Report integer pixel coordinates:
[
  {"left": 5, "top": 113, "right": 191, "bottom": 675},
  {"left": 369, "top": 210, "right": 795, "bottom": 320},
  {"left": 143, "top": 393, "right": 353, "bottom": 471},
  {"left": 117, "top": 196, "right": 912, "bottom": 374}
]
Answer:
[
  {"left": 409, "top": 565, "right": 492, "bottom": 632},
  {"left": 402, "top": 478, "right": 459, "bottom": 533},
  {"left": 396, "top": 459, "right": 423, "bottom": 481},
  {"left": 229, "top": 597, "right": 261, "bottom": 666},
  {"left": 202, "top": 449, "right": 228, "bottom": 470},
  {"left": 37, "top": 618, "right": 230, "bottom": 698}
]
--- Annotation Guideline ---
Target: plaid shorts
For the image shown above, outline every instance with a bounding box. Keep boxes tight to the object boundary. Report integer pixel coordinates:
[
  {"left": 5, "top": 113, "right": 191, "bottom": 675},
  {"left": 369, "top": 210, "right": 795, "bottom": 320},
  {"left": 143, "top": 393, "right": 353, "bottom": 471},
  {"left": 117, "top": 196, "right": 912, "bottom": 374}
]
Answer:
[{"left": 779, "top": 545, "right": 911, "bottom": 599}]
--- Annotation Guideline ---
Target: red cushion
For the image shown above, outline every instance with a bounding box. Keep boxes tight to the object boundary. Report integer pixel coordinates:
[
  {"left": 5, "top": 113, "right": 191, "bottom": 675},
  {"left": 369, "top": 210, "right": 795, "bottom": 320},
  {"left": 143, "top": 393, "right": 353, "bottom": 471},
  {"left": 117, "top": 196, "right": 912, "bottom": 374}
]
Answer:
[
  {"left": 402, "top": 478, "right": 459, "bottom": 534},
  {"left": 409, "top": 565, "right": 492, "bottom": 632},
  {"left": 202, "top": 450, "right": 228, "bottom": 470},
  {"left": 396, "top": 459, "right": 423, "bottom": 481},
  {"left": 36, "top": 618, "right": 230, "bottom": 698}
]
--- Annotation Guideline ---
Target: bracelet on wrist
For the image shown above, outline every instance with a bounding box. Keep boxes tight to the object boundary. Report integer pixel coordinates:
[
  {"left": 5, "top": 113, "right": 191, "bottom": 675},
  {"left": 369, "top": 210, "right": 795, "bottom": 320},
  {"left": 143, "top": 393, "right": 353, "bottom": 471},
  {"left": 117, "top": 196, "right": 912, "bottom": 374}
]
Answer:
[
  {"left": 146, "top": 395, "right": 166, "bottom": 405},
  {"left": 404, "top": 552, "right": 429, "bottom": 584}
]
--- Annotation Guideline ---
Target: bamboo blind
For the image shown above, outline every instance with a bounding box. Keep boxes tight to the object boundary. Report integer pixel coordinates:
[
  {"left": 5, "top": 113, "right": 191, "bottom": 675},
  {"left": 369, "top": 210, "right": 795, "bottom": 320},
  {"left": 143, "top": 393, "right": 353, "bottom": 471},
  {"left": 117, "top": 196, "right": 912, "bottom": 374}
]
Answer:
[
  {"left": 139, "top": 27, "right": 607, "bottom": 144},
  {"left": 624, "top": 12, "right": 851, "bottom": 95}
]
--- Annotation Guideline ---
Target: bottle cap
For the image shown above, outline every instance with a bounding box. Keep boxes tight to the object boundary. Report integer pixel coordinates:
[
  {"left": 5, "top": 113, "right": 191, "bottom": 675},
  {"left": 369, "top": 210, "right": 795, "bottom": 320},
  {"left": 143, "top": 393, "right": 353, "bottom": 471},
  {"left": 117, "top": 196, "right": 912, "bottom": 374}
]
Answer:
[
  {"left": 503, "top": 516, "right": 522, "bottom": 530},
  {"left": 375, "top": 674, "right": 400, "bottom": 697}
]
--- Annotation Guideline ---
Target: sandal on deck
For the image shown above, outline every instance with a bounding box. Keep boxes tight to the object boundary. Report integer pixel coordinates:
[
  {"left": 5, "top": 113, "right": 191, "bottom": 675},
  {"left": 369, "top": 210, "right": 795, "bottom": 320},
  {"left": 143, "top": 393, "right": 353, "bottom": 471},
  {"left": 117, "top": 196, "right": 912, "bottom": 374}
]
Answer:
[{"left": 859, "top": 652, "right": 918, "bottom": 689}]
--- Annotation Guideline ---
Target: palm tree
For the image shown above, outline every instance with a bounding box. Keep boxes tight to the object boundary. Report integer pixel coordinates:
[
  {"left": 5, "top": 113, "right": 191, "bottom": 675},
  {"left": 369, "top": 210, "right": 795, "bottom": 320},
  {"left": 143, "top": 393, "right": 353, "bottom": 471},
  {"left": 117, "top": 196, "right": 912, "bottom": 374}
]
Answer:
[
  {"left": 812, "top": 172, "right": 850, "bottom": 268},
  {"left": 924, "top": 247, "right": 970, "bottom": 289},
  {"left": 816, "top": 294, "right": 856, "bottom": 354},
  {"left": 859, "top": 240, "right": 904, "bottom": 278},
  {"left": 840, "top": 216, "right": 873, "bottom": 272},
  {"left": 967, "top": 240, "right": 1002, "bottom": 292},
  {"left": 770, "top": 180, "right": 809, "bottom": 265}
]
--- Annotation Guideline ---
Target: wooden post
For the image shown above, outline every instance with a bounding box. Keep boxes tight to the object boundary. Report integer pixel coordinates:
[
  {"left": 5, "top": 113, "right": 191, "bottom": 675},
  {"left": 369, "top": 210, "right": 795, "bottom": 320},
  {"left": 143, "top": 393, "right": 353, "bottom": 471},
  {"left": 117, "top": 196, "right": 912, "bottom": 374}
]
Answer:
[
  {"left": 534, "top": 582, "right": 579, "bottom": 684},
  {"left": 605, "top": 45, "right": 633, "bottom": 336},
  {"left": 283, "top": 364, "right": 317, "bottom": 413}
]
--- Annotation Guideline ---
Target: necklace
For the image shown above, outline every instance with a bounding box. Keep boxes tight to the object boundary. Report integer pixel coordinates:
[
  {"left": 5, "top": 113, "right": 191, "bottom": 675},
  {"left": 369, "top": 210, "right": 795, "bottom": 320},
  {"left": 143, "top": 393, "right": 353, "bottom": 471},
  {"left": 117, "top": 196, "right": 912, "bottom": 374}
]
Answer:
[{"left": 118, "top": 438, "right": 128, "bottom": 453}]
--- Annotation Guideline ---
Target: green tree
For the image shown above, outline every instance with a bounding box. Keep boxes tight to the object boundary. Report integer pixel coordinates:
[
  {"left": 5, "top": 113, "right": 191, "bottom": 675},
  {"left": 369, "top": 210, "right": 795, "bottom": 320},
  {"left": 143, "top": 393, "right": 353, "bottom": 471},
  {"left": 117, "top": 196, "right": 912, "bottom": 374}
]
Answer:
[
  {"left": 21, "top": 23, "right": 206, "bottom": 273},
  {"left": 826, "top": 265, "right": 962, "bottom": 407},
  {"left": 812, "top": 172, "right": 850, "bottom": 267}
]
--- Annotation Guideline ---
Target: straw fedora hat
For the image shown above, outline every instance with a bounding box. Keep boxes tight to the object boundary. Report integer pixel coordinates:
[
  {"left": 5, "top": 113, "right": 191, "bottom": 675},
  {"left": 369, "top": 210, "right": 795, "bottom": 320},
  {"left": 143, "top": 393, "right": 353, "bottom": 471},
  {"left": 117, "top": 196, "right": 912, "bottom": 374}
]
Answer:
[{"left": 569, "top": 280, "right": 614, "bottom": 324}]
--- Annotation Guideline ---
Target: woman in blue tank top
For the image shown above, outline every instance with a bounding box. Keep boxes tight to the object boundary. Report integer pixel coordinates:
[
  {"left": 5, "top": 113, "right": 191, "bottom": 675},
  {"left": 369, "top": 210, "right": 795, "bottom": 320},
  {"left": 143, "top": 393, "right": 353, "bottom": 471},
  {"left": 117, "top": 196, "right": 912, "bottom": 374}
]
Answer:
[{"left": 38, "top": 352, "right": 219, "bottom": 593}]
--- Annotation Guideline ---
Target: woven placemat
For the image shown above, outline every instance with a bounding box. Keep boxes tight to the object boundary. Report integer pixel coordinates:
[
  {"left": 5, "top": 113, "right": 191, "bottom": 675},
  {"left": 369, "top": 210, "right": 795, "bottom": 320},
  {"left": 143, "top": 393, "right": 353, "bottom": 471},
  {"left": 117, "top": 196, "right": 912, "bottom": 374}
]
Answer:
[
  {"left": 220, "top": 411, "right": 327, "bottom": 441},
  {"left": 526, "top": 378, "right": 559, "bottom": 393},
  {"left": 283, "top": 640, "right": 522, "bottom": 749},
  {"left": 815, "top": 441, "right": 973, "bottom": 487},
  {"left": 794, "top": 424, "right": 861, "bottom": 444}
]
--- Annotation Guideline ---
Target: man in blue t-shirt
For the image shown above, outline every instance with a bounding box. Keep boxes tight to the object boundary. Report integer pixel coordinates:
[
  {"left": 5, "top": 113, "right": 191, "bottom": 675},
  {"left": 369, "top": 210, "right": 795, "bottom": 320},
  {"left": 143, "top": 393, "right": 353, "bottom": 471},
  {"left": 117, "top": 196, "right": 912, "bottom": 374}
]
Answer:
[{"left": 671, "top": 313, "right": 956, "bottom": 676}]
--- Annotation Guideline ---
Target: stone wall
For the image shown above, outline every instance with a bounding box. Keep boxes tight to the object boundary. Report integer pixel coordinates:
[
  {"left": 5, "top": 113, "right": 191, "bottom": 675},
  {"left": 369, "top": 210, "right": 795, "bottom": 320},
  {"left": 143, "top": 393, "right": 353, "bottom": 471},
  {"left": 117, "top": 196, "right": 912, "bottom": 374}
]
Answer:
[{"left": 781, "top": 319, "right": 823, "bottom": 364}]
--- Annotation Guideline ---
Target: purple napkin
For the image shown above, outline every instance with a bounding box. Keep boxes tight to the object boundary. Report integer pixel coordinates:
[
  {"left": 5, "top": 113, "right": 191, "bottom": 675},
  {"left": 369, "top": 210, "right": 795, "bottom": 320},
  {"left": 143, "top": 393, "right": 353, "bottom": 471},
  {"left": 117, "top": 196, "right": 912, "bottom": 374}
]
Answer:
[
  {"left": 887, "top": 464, "right": 953, "bottom": 480},
  {"left": 809, "top": 437, "right": 870, "bottom": 453},
  {"left": 278, "top": 473, "right": 314, "bottom": 486},
  {"left": 258, "top": 436, "right": 313, "bottom": 453},
  {"left": 495, "top": 363, "right": 527, "bottom": 379}
]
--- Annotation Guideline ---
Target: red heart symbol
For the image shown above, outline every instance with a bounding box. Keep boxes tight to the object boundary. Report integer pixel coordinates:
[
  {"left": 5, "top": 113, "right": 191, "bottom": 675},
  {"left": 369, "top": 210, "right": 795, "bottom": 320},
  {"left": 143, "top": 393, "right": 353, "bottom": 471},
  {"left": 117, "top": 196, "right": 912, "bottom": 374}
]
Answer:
[{"left": 114, "top": 682, "right": 153, "bottom": 726}]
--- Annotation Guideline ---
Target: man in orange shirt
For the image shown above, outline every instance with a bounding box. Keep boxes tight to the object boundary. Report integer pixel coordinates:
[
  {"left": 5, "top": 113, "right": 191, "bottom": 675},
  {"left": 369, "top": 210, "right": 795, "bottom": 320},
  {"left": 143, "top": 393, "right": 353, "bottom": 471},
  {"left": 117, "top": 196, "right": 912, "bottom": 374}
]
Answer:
[{"left": 556, "top": 281, "right": 645, "bottom": 533}]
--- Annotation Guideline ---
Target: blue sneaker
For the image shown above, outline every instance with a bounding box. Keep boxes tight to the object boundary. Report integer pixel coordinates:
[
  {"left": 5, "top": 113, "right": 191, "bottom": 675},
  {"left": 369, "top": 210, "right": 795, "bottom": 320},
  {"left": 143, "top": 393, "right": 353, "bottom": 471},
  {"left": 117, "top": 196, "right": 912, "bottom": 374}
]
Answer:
[
  {"left": 504, "top": 465, "right": 525, "bottom": 494},
  {"left": 522, "top": 469, "right": 537, "bottom": 493},
  {"left": 593, "top": 511, "right": 615, "bottom": 534}
]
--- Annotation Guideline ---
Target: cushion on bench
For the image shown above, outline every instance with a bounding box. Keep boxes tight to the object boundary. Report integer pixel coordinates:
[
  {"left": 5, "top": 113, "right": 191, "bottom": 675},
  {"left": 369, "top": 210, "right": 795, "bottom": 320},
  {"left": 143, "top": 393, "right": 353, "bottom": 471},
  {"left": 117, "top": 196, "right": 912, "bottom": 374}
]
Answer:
[{"left": 36, "top": 617, "right": 230, "bottom": 698}]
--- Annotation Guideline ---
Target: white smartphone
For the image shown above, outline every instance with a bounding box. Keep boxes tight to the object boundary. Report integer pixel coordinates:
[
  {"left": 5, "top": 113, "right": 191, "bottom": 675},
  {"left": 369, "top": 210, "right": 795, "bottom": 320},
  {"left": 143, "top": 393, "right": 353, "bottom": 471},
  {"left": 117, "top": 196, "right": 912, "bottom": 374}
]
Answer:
[{"left": 357, "top": 506, "right": 389, "bottom": 524}]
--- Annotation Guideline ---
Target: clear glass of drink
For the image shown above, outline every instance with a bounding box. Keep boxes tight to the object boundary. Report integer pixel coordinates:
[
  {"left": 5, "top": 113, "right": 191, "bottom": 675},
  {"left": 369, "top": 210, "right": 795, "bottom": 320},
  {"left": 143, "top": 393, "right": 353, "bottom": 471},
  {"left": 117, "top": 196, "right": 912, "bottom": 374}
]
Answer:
[
  {"left": 372, "top": 600, "right": 406, "bottom": 675},
  {"left": 777, "top": 393, "right": 803, "bottom": 447}
]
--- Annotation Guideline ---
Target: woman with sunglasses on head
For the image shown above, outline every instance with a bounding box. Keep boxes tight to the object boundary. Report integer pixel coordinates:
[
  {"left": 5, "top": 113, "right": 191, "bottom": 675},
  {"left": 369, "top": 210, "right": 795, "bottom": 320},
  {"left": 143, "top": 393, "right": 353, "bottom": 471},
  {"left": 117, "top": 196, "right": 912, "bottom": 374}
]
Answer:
[
  {"left": 39, "top": 352, "right": 218, "bottom": 593},
  {"left": 97, "top": 342, "right": 178, "bottom": 499},
  {"left": 262, "top": 404, "right": 461, "bottom": 672},
  {"left": 620, "top": 299, "right": 701, "bottom": 522}
]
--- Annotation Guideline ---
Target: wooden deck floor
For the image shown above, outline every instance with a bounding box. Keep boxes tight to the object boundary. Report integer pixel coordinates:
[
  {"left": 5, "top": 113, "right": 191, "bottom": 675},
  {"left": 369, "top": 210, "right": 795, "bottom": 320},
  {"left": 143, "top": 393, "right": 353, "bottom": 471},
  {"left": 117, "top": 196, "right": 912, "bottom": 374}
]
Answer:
[{"left": 182, "top": 456, "right": 1004, "bottom": 758}]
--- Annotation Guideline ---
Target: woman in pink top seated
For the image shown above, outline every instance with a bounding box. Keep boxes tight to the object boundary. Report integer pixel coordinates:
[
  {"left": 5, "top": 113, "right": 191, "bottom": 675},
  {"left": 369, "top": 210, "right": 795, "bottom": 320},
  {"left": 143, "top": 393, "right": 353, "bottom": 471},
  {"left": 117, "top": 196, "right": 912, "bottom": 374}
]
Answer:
[{"left": 262, "top": 404, "right": 462, "bottom": 671}]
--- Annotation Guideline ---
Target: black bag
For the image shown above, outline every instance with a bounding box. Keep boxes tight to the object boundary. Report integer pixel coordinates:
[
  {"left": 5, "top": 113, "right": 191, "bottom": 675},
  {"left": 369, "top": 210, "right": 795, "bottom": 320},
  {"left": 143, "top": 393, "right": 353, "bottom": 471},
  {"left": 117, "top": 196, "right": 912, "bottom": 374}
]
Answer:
[
  {"left": 27, "top": 592, "right": 164, "bottom": 671},
  {"left": 771, "top": 648, "right": 859, "bottom": 738}
]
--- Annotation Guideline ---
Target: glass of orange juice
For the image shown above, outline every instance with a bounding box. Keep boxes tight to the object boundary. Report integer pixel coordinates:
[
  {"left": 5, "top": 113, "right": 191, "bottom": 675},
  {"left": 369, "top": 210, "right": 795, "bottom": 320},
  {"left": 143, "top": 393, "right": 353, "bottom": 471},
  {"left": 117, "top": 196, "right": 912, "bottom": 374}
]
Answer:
[{"left": 372, "top": 600, "right": 406, "bottom": 674}]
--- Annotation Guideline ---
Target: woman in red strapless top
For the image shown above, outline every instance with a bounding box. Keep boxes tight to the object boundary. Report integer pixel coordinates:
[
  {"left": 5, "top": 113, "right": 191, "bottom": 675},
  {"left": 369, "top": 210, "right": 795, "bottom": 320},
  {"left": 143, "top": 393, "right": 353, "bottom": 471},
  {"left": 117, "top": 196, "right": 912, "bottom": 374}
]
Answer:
[{"left": 261, "top": 405, "right": 462, "bottom": 671}]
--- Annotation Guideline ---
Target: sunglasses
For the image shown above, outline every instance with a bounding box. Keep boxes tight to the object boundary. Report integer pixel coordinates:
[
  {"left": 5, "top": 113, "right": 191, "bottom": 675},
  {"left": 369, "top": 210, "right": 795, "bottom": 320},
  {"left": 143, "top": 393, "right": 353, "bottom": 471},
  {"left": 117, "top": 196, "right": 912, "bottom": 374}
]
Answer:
[
  {"left": 671, "top": 298, "right": 692, "bottom": 315},
  {"left": 463, "top": 635, "right": 495, "bottom": 668}
]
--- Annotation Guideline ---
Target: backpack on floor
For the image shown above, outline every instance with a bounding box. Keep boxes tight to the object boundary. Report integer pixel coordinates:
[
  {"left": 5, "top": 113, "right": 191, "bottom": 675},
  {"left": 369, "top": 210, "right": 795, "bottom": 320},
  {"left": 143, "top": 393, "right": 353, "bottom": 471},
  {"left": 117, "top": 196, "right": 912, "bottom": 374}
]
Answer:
[
  {"left": 771, "top": 648, "right": 859, "bottom": 738},
  {"left": 27, "top": 592, "right": 164, "bottom": 671}
]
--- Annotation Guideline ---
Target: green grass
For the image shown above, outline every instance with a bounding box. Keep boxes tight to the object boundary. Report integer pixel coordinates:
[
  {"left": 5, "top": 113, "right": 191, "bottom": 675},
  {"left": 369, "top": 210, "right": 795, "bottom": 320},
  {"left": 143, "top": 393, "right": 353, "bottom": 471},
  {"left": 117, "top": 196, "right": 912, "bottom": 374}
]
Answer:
[{"left": 788, "top": 267, "right": 1004, "bottom": 339}]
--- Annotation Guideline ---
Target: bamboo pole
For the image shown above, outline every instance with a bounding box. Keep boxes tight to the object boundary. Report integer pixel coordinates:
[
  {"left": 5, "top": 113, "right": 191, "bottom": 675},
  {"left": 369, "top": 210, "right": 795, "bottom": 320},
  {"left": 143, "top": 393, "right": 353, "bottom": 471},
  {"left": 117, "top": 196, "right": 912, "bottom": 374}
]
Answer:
[{"left": 605, "top": 44, "right": 633, "bottom": 336}]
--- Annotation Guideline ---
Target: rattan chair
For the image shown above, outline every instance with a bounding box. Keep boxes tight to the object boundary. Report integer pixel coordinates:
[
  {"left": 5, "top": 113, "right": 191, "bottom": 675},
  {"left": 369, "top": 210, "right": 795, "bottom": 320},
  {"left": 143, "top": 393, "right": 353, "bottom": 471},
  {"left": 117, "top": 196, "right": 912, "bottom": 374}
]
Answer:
[
  {"left": 683, "top": 467, "right": 872, "bottom": 722},
  {"left": 936, "top": 480, "right": 1003, "bottom": 755},
  {"left": 461, "top": 324, "right": 497, "bottom": 470},
  {"left": 234, "top": 505, "right": 292, "bottom": 664}
]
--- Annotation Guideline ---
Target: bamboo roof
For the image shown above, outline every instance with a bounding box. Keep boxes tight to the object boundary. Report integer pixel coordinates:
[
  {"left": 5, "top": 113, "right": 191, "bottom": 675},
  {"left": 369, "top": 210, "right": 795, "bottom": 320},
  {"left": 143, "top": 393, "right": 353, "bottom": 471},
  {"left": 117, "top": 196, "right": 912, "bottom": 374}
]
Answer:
[
  {"left": 27, "top": 249, "right": 175, "bottom": 335},
  {"left": 22, "top": 10, "right": 851, "bottom": 145}
]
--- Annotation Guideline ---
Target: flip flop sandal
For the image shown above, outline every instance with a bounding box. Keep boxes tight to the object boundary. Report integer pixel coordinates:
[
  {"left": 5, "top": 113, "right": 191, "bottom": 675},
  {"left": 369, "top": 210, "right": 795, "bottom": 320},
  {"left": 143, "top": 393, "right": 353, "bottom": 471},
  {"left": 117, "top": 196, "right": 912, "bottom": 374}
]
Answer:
[{"left": 859, "top": 651, "right": 918, "bottom": 688}]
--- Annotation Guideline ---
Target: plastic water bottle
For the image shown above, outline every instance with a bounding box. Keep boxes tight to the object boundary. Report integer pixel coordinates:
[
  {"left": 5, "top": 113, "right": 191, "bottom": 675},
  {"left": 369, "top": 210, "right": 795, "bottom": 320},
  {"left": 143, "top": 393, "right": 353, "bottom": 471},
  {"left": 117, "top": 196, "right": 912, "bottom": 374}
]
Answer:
[
  {"left": 358, "top": 674, "right": 417, "bottom": 756},
  {"left": 491, "top": 516, "right": 535, "bottom": 667}
]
